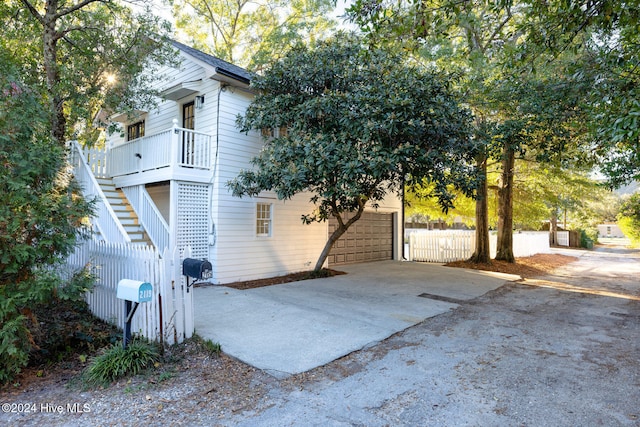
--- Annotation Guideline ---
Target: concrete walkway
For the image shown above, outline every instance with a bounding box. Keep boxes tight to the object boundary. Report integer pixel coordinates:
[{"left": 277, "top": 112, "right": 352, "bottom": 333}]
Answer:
[{"left": 194, "top": 261, "right": 517, "bottom": 377}]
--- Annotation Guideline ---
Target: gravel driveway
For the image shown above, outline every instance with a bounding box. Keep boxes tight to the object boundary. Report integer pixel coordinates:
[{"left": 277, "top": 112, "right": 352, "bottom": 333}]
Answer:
[{"left": 2, "top": 244, "right": 639, "bottom": 426}]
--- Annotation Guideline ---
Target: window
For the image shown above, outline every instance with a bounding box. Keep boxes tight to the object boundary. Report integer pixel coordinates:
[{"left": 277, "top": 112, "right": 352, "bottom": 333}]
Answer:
[
  {"left": 260, "top": 126, "right": 288, "bottom": 139},
  {"left": 127, "top": 121, "right": 145, "bottom": 141},
  {"left": 256, "top": 203, "right": 272, "bottom": 237}
]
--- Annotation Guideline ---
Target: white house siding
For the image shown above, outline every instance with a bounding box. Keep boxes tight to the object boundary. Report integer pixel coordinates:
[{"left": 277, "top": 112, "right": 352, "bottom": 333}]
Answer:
[
  {"left": 210, "top": 88, "right": 403, "bottom": 283},
  {"left": 597, "top": 223, "right": 626, "bottom": 238},
  {"left": 107, "top": 53, "right": 221, "bottom": 149},
  {"left": 104, "top": 49, "right": 403, "bottom": 284},
  {"left": 210, "top": 89, "right": 328, "bottom": 284}
]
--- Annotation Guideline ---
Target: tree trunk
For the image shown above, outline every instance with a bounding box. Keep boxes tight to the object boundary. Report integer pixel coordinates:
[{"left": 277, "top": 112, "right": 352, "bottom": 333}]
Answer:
[
  {"left": 469, "top": 153, "right": 491, "bottom": 263},
  {"left": 313, "top": 205, "right": 365, "bottom": 272},
  {"left": 42, "top": 2, "right": 66, "bottom": 145},
  {"left": 549, "top": 209, "right": 558, "bottom": 246},
  {"left": 495, "top": 144, "right": 515, "bottom": 262}
]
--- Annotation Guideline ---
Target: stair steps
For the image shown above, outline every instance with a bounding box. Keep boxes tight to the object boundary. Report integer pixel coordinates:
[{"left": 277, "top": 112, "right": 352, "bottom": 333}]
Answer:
[{"left": 96, "top": 178, "right": 151, "bottom": 246}]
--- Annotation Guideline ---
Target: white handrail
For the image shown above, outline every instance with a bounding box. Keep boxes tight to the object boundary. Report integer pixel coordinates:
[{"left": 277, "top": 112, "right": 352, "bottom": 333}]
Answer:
[
  {"left": 69, "top": 141, "right": 131, "bottom": 243},
  {"left": 122, "top": 186, "right": 170, "bottom": 252},
  {"left": 107, "top": 126, "right": 213, "bottom": 178}
]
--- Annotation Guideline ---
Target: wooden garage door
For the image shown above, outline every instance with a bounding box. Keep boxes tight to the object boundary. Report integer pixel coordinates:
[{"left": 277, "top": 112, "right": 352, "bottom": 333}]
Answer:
[{"left": 328, "top": 212, "right": 394, "bottom": 266}]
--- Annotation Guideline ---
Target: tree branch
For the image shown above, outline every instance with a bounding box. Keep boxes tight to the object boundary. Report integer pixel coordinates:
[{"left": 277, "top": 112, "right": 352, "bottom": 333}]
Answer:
[
  {"left": 56, "top": 0, "right": 107, "bottom": 20},
  {"left": 481, "top": 7, "right": 513, "bottom": 53},
  {"left": 19, "top": 0, "right": 44, "bottom": 25}
]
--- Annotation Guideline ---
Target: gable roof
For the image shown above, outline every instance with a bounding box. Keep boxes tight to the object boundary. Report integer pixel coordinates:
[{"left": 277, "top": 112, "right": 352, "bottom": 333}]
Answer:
[{"left": 170, "top": 40, "right": 253, "bottom": 85}]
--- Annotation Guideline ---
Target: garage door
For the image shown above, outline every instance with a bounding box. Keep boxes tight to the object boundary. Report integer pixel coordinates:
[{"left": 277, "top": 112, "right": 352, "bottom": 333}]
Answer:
[{"left": 328, "top": 212, "right": 394, "bottom": 266}]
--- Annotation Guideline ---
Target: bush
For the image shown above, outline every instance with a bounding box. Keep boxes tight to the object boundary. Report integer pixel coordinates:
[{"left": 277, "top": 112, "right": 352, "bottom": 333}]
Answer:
[
  {"left": 617, "top": 193, "right": 640, "bottom": 246},
  {"left": 578, "top": 228, "right": 598, "bottom": 248},
  {"left": 0, "top": 49, "right": 94, "bottom": 383},
  {"left": 0, "top": 299, "right": 30, "bottom": 384},
  {"left": 83, "top": 340, "right": 160, "bottom": 387},
  {"left": 28, "top": 280, "right": 119, "bottom": 368}
]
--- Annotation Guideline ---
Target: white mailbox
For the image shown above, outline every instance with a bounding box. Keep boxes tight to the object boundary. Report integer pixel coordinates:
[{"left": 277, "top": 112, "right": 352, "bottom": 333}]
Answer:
[{"left": 117, "top": 279, "right": 153, "bottom": 303}]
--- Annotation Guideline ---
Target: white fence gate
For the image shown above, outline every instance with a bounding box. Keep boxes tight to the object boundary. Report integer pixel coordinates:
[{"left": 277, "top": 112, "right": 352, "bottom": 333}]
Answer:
[
  {"left": 65, "top": 238, "right": 194, "bottom": 345},
  {"left": 407, "top": 230, "right": 551, "bottom": 263},
  {"left": 555, "top": 231, "right": 570, "bottom": 247}
]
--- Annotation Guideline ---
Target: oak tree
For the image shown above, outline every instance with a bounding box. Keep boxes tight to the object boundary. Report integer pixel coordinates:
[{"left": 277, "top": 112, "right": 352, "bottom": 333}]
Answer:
[{"left": 3, "top": 0, "right": 172, "bottom": 145}]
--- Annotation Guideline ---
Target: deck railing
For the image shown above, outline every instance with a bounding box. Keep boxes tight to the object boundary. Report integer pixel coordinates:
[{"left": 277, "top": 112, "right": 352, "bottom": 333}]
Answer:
[{"left": 108, "top": 124, "right": 213, "bottom": 177}]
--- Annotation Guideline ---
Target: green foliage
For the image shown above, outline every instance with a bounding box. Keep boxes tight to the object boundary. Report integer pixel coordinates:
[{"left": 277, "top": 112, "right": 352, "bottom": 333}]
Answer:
[
  {"left": 56, "top": 266, "right": 96, "bottom": 302},
  {"left": 617, "top": 193, "right": 640, "bottom": 246},
  {"left": 0, "top": 302, "right": 30, "bottom": 384},
  {"left": 1, "top": 0, "right": 173, "bottom": 144},
  {"left": 348, "top": 0, "right": 604, "bottom": 262},
  {"left": 578, "top": 228, "right": 597, "bottom": 248},
  {"left": 231, "top": 34, "right": 475, "bottom": 213},
  {"left": 0, "top": 49, "right": 94, "bottom": 383},
  {"left": 407, "top": 159, "right": 606, "bottom": 231},
  {"left": 29, "top": 292, "right": 120, "bottom": 367},
  {"left": 202, "top": 339, "right": 222, "bottom": 356},
  {"left": 515, "top": 0, "right": 640, "bottom": 187},
  {"left": 172, "top": 0, "right": 337, "bottom": 71},
  {"left": 406, "top": 183, "right": 481, "bottom": 227},
  {"left": 83, "top": 340, "right": 160, "bottom": 387},
  {"left": 229, "top": 34, "right": 475, "bottom": 269}
]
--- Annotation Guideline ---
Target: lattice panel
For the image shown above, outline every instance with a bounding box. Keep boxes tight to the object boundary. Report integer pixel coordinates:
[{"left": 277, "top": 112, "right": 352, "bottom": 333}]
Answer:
[{"left": 177, "top": 183, "right": 210, "bottom": 260}]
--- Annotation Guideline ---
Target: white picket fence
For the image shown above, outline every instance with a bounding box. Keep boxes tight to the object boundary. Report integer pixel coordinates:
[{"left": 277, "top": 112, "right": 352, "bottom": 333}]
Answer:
[
  {"left": 65, "top": 238, "right": 194, "bottom": 345},
  {"left": 408, "top": 230, "right": 476, "bottom": 263},
  {"left": 407, "top": 230, "right": 551, "bottom": 263}
]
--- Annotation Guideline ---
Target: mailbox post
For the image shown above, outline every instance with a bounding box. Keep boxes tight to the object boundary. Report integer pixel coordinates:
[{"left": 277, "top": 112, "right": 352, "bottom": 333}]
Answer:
[{"left": 117, "top": 279, "right": 153, "bottom": 349}]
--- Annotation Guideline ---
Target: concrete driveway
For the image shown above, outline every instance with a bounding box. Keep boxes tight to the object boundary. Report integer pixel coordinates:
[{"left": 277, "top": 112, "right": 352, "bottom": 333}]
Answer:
[{"left": 194, "top": 261, "right": 516, "bottom": 377}]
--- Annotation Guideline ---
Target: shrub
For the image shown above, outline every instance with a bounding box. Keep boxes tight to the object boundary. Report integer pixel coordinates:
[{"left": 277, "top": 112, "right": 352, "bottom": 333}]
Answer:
[
  {"left": 0, "top": 49, "right": 94, "bottom": 383},
  {"left": 83, "top": 340, "right": 160, "bottom": 387},
  {"left": 578, "top": 228, "right": 598, "bottom": 248},
  {"left": 617, "top": 193, "right": 640, "bottom": 246},
  {"left": 0, "top": 298, "right": 30, "bottom": 384}
]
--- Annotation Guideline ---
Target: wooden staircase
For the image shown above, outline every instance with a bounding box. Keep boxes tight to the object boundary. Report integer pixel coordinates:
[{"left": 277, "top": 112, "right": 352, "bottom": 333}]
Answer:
[{"left": 96, "top": 178, "right": 151, "bottom": 246}]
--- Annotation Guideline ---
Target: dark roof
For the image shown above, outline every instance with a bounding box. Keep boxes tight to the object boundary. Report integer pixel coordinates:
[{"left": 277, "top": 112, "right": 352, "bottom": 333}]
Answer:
[{"left": 170, "top": 40, "right": 253, "bottom": 85}]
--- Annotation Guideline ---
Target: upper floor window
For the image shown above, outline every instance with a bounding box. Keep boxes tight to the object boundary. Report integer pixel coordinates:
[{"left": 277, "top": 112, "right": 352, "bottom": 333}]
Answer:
[{"left": 127, "top": 120, "right": 145, "bottom": 141}]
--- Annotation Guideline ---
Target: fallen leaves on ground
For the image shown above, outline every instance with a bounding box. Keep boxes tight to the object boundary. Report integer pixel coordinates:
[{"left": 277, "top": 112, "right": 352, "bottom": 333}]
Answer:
[{"left": 445, "top": 253, "right": 578, "bottom": 278}]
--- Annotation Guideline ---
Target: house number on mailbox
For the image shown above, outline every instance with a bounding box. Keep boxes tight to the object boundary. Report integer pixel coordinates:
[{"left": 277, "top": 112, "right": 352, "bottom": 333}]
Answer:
[{"left": 139, "top": 289, "right": 153, "bottom": 301}]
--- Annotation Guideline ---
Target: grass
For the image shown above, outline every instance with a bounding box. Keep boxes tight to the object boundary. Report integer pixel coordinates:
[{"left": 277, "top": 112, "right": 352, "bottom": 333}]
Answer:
[{"left": 82, "top": 340, "right": 160, "bottom": 388}]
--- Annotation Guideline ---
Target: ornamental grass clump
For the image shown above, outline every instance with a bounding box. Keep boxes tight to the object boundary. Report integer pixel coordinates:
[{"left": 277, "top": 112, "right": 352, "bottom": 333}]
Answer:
[{"left": 83, "top": 340, "right": 160, "bottom": 387}]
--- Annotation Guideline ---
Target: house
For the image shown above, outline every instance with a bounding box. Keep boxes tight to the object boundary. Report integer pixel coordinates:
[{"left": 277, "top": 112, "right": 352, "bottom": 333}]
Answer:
[
  {"left": 74, "top": 40, "right": 403, "bottom": 285},
  {"left": 597, "top": 223, "right": 626, "bottom": 239}
]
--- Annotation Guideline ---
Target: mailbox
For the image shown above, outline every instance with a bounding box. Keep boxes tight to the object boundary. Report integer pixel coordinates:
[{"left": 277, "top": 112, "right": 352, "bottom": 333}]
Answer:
[
  {"left": 182, "top": 258, "right": 213, "bottom": 280},
  {"left": 116, "top": 279, "right": 153, "bottom": 349},
  {"left": 117, "top": 279, "right": 153, "bottom": 303}
]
